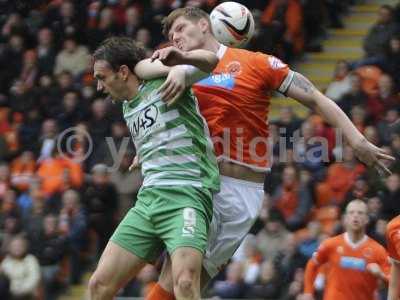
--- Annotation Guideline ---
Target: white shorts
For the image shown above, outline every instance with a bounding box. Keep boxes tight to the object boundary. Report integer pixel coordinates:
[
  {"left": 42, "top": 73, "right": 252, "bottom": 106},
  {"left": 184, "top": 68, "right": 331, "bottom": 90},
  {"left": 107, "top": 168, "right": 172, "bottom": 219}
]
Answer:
[{"left": 203, "top": 175, "right": 264, "bottom": 277}]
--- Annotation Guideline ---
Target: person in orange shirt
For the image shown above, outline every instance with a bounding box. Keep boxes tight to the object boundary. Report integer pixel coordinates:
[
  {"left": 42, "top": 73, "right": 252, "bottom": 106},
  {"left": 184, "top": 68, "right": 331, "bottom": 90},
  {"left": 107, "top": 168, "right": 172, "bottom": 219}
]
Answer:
[
  {"left": 260, "top": 0, "right": 304, "bottom": 61},
  {"left": 386, "top": 215, "right": 400, "bottom": 300},
  {"left": 133, "top": 6, "right": 394, "bottom": 300},
  {"left": 301, "top": 199, "right": 390, "bottom": 300},
  {"left": 316, "top": 145, "right": 366, "bottom": 207}
]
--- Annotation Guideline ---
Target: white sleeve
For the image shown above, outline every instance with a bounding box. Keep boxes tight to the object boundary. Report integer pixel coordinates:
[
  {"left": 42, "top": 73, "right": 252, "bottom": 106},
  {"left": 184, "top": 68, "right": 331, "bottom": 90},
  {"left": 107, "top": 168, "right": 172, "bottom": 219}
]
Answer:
[
  {"left": 278, "top": 70, "right": 295, "bottom": 94},
  {"left": 181, "top": 65, "right": 210, "bottom": 87}
]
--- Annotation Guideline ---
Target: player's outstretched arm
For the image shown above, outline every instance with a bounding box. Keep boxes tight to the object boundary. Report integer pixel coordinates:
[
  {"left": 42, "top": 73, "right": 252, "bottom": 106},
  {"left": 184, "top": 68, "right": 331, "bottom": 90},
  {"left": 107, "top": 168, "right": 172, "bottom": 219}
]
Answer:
[
  {"left": 134, "top": 58, "right": 171, "bottom": 80},
  {"left": 302, "top": 259, "right": 318, "bottom": 300},
  {"left": 135, "top": 46, "right": 218, "bottom": 80},
  {"left": 388, "top": 261, "right": 400, "bottom": 300},
  {"left": 286, "top": 72, "right": 395, "bottom": 175},
  {"left": 151, "top": 46, "right": 218, "bottom": 73}
]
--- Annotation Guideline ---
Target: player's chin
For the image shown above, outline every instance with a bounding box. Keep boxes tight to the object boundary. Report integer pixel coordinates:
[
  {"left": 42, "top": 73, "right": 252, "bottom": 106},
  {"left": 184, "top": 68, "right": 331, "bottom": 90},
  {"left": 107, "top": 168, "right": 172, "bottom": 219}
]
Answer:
[{"left": 105, "top": 95, "right": 121, "bottom": 103}]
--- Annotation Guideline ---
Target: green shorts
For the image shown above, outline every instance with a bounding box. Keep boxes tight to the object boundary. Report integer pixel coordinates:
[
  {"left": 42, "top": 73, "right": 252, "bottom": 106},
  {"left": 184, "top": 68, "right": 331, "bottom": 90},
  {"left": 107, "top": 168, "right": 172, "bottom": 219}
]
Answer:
[{"left": 110, "top": 186, "right": 213, "bottom": 263}]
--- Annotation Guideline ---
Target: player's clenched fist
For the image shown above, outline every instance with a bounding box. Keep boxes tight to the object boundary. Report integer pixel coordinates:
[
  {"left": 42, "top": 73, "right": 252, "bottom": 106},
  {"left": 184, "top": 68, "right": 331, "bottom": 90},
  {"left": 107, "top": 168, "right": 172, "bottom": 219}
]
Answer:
[{"left": 151, "top": 46, "right": 187, "bottom": 67}]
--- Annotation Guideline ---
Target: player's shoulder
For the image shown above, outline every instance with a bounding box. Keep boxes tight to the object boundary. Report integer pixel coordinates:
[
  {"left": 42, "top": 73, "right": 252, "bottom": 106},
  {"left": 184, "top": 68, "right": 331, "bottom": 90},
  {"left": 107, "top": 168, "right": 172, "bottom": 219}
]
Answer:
[
  {"left": 387, "top": 215, "right": 400, "bottom": 233},
  {"left": 365, "top": 236, "right": 388, "bottom": 255},
  {"left": 320, "top": 234, "right": 343, "bottom": 248},
  {"left": 225, "top": 47, "right": 268, "bottom": 63}
]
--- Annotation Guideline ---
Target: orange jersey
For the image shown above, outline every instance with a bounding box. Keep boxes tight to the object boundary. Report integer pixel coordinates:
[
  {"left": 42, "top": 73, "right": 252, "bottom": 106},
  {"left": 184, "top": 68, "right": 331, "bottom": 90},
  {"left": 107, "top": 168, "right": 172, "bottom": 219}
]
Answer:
[
  {"left": 193, "top": 45, "right": 292, "bottom": 171},
  {"left": 305, "top": 233, "right": 390, "bottom": 300},
  {"left": 386, "top": 216, "right": 400, "bottom": 263}
]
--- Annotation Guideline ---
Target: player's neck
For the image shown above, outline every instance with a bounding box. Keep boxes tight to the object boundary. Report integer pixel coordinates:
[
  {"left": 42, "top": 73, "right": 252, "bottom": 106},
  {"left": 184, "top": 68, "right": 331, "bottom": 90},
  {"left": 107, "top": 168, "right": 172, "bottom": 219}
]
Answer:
[
  {"left": 347, "top": 230, "right": 366, "bottom": 244},
  {"left": 126, "top": 76, "right": 140, "bottom": 101},
  {"left": 203, "top": 36, "right": 221, "bottom": 54}
]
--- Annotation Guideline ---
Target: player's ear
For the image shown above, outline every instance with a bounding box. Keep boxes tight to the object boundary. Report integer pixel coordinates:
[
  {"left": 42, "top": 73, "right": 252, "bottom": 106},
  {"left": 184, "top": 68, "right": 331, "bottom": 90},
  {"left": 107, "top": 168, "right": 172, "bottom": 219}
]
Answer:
[
  {"left": 119, "top": 65, "right": 130, "bottom": 81},
  {"left": 198, "top": 18, "right": 210, "bottom": 34}
]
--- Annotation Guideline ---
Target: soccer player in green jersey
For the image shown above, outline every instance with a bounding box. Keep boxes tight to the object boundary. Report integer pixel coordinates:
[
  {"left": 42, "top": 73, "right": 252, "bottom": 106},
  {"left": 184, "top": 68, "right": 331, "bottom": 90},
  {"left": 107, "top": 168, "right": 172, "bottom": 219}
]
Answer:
[{"left": 88, "top": 36, "right": 219, "bottom": 300}]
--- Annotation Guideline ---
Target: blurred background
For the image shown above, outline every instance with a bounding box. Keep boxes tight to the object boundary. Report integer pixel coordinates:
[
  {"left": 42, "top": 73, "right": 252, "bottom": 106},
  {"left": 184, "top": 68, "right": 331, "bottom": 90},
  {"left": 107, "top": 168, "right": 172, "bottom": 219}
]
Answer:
[{"left": 0, "top": 0, "right": 399, "bottom": 299}]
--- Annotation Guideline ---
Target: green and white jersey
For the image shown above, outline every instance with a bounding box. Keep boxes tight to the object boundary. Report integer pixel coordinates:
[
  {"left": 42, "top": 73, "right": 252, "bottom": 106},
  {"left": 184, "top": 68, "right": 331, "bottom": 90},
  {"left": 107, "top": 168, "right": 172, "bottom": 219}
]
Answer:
[{"left": 123, "top": 78, "right": 220, "bottom": 192}]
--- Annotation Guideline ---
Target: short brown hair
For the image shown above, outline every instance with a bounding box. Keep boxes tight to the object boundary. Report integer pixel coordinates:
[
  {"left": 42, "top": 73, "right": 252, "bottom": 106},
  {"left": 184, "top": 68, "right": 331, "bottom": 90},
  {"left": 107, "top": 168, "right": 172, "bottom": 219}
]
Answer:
[
  {"left": 93, "top": 36, "right": 145, "bottom": 73},
  {"left": 162, "top": 7, "right": 211, "bottom": 38}
]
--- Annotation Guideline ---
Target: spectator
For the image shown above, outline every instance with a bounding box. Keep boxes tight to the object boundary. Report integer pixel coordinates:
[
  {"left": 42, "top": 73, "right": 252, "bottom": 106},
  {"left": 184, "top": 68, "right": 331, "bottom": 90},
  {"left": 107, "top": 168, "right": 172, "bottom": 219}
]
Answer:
[
  {"left": 337, "top": 73, "right": 367, "bottom": 116},
  {"left": 349, "top": 105, "right": 368, "bottom": 134},
  {"left": 367, "top": 74, "right": 400, "bottom": 122},
  {"left": 232, "top": 234, "right": 262, "bottom": 285},
  {"left": 17, "top": 180, "right": 42, "bottom": 219},
  {"left": 22, "top": 188, "right": 48, "bottom": 248},
  {"left": 377, "top": 109, "right": 399, "bottom": 145},
  {"left": 295, "top": 121, "right": 328, "bottom": 174},
  {"left": 382, "top": 35, "right": 400, "bottom": 88},
  {"left": 1, "top": 235, "right": 41, "bottom": 299},
  {"left": 19, "top": 50, "right": 39, "bottom": 91},
  {"left": 37, "top": 146, "right": 83, "bottom": 197},
  {"left": 29, "top": 214, "right": 68, "bottom": 300},
  {"left": 271, "top": 165, "right": 312, "bottom": 230},
  {"left": 380, "top": 173, "right": 400, "bottom": 220},
  {"left": 213, "top": 261, "right": 246, "bottom": 299},
  {"left": 143, "top": 0, "right": 172, "bottom": 48},
  {"left": 10, "top": 151, "right": 36, "bottom": 192},
  {"left": 82, "top": 164, "right": 118, "bottom": 257},
  {"left": 275, "top": 106, "right": 302, "bottom": 150},
  {"left": 274, "top": 233, "right": 307, "bottom": 285},
  {"left": 363, "top": 5, "right": 398, "bottom": 58},
  {"left": 135, "top": 264, "right": 159, "bottom": 298},
  {"left": 58, "top": 189, "right": 87, "bottom": 284},
  {"left": 110, "top": 152, "right": 142, "bottom": 218},
  {"left": 86, "top": 7, "right": 121, "bottom": 51},
  {"left": 36, "top": 27, "right": 56, "bottom": 76},
  {"left": 136, "top": 28, "right": 153, "bottom": 57},
  {"left": 256, "top": 209, "right": 291, "bottom": 261},
  {"left": 325, "top": 60, "right": 352, "bottom": 102},
  {"left": 0, "top": 34, "right": 24, "bottom": 94},
  {"left": 0, "top": 163, "right": 10, "bottom": 199},
  {"left": 89, "top": 120, "right": 132, "bottom": 169},
  {"left": 316, "top": 146, "right": 366, "bottom": 207},
  {"left": 54, "top": 36, "right": 90, "bottom": 77},
  {"left": 36, "top": 118, "right": 58, "bottom": 162},
  {"left": 1, "top": 13, "right": 28, "bottom": 40},
  {"left": 342, "top": 176, "right": 372, "bottom": 207},
  {"left": 260, "top": 0, "right": 304, "bottom": 62},
  {"left": 123, "top": 6, "right": 142, "bottom": 38},
  {"left": 8, "top": 79, "right": 37, "bottom": 115},
  {"left": 246, "top": 260, "right": 282, "bottom": 299},
  {"left": 56, "top": 91, "right": 85, "bottom": 131},
  {"left": 44, "top": 1, "right": 82, "bottom": 48},
  {"left": 18, "top": 108, "right": 42, "bottom": 153}
]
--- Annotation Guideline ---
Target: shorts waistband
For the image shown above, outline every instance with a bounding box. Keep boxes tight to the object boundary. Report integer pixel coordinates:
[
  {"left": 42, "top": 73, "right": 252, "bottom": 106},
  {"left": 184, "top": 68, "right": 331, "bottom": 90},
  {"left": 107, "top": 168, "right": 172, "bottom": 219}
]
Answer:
[{"left": 220, "top": 175, "right": 265, "bottom": 190}]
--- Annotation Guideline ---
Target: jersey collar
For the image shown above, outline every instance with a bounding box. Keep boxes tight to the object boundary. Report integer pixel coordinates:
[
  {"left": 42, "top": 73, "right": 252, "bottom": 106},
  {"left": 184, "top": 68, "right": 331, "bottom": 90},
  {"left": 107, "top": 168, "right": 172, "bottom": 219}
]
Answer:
[
  {"left": 344, "top": 232, "right": 368, "bottom": 249},
  {"left": 216, "top": 43, "right": 227, "bottom": 59}
]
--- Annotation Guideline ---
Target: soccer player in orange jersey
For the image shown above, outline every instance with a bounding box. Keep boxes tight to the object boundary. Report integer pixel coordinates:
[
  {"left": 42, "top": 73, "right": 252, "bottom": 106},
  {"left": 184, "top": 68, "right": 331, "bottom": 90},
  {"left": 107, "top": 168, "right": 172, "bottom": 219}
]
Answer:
[
  {"left": 386, "top": 215, "right": 400, "bottom": 300},
  {"left": 133, "top": 7, "right": 394, "bottom": 300},
  {"left": 301, "top": 199, "right": 390, "bottom": 300}
]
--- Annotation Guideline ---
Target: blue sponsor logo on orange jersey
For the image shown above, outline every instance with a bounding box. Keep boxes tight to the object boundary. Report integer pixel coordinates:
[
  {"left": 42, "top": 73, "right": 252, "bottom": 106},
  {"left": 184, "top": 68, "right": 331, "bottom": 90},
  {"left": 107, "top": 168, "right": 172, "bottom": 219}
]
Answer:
[
  {"left": 340, "top": 256, "right": 366, "bottom": 271},
  {"left": 196, "top": 73, "right": 235, "bottom": 90}
]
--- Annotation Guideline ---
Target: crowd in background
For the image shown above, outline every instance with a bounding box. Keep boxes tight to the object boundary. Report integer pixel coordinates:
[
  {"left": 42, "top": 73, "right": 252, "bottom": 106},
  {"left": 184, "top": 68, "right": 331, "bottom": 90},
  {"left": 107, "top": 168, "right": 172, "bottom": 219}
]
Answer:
[{"left": 0, "top": 0, "right": 399, "bottom": 299}]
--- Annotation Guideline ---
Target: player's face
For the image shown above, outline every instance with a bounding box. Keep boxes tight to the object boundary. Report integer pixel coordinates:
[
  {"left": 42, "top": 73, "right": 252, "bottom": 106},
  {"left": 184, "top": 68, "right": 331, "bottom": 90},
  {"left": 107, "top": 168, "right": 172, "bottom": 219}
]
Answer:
[
  {"left": 94, "top": 60, "right": 127, "bottom": 102},
  {"left": 344, "top": 202, "right": 369, "bottom": 232},
  {"left": 168, "top": 16, "right": 207, "bottom": 51}
]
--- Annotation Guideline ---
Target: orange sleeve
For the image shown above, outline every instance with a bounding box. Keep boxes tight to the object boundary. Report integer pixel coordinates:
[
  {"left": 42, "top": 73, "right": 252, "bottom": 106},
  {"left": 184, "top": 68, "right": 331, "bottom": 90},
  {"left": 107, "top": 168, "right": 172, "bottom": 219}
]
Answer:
[
  {"left": 260, "top": 2, "right": 275, "bottom": 24},
  {"left": 286, "top": 1, "right": 303, "bottom": 38},
  {"left": 377, "top": 246, "right": 391, "bottom": 282},
  {"left": 386, "top": 220, "right": 400, "bottom": 262},
  {"left": 251, "top": 52, "right": 290, "bottom": 91},
  {"left": 304, "top": 259, "right": 319, "bottom": 294},
  {"left": 304, "top": 240, "right": 331, "bottom": 293},
  {"left": 69, "top": 161, "right": 84, "bottom": 188}
]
